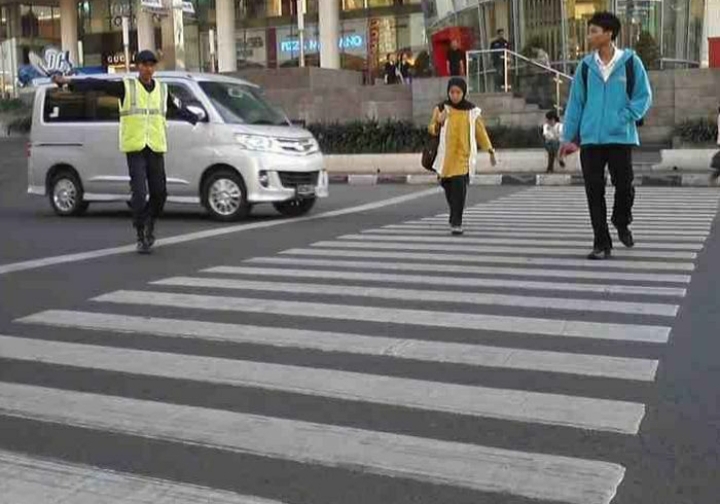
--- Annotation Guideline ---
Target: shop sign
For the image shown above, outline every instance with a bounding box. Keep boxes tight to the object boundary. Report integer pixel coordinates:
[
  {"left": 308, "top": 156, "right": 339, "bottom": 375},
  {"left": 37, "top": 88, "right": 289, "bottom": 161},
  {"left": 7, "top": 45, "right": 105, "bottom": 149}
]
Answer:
[
  {"left": 29, "top": 46, "right": 73, "bottom": 76},
  {"left": 279, "top": 34, "right": 364, "bottom": 54}
]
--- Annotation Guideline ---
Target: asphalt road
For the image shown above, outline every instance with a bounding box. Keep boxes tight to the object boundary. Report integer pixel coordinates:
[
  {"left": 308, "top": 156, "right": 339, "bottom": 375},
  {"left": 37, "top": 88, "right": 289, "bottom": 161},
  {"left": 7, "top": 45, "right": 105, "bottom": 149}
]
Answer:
[{"left": 1, "top": 137, "right": 719, "bottom": 504}]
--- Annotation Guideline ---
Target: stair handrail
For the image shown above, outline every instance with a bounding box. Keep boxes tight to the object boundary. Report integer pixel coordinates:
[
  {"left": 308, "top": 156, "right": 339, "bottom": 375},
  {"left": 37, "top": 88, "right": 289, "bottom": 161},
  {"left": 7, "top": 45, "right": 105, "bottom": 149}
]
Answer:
[{"left": 465, "top": 48, "right": 574, "bottom": 114}]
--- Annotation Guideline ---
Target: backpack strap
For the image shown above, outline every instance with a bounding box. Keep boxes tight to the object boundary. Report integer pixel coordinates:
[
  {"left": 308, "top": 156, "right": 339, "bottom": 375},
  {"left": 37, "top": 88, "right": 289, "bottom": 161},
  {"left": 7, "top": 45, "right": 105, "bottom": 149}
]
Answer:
[
  {"left": 625, "top": 57, "right": 635, "bottom": 100},
  {"left": 581, "top": 61, "right": 589, "bottom": 97}
]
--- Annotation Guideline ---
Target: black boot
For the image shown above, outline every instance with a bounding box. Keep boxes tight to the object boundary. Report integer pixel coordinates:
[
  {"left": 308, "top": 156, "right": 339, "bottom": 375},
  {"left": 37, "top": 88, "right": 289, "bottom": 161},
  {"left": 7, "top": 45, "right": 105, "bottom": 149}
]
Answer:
[
  {"left": 136, "top": 226, "right": 151, "bottom": 254},
  {"left": 587, "top": 247, "right": 612, "bottom": 260},
  {"left": 144, "top": 219, "right": 156, "bottom": 248},
  {"left": 617, "top": 228, "right": 634, "bottom": 248}
]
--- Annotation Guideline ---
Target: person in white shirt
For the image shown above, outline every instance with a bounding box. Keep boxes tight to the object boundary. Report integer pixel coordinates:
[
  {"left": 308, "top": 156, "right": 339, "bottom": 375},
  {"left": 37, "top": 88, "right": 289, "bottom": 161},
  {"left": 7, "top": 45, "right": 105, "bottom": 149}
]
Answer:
[{"left": 542, "top": 111, "right": 565, "bottom": 172}]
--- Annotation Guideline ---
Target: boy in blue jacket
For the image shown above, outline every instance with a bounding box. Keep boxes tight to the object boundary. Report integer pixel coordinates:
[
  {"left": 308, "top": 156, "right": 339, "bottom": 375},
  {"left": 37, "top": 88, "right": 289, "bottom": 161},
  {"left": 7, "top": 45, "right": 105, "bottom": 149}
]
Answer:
[{"left": 560, "top": 12, "right": 652, "bottom": 260}]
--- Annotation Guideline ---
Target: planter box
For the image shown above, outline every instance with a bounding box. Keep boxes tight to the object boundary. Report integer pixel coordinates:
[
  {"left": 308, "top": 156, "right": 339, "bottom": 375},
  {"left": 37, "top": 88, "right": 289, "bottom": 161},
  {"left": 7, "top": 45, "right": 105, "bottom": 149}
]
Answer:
[{"left": 652, "top": 149, "right": 717, "bottom": 171}]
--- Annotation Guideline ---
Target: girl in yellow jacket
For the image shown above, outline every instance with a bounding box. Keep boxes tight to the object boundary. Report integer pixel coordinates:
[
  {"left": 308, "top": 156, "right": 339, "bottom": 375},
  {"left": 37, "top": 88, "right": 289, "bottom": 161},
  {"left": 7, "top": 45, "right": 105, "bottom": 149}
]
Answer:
[{"left": 429, "top": 77, "right": 496, "bottom": 235}]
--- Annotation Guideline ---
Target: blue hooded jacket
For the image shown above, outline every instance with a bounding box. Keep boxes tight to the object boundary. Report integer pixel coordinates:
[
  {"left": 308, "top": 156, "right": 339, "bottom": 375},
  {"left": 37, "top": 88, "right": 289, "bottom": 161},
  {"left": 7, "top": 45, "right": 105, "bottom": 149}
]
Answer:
[{"left": 562, "top": 49, "right": 652, "bottom": 146}]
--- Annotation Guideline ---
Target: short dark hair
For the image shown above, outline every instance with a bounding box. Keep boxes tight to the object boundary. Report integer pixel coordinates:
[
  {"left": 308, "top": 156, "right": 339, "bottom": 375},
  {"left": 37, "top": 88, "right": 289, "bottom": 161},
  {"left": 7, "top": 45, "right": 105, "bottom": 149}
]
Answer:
[{"left": 588, "top": 12, "right": 621, "bottom": 41}]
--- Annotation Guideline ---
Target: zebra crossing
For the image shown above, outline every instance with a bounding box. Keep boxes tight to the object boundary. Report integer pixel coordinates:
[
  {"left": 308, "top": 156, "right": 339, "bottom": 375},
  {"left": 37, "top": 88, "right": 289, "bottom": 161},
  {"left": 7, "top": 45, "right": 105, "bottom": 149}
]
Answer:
[{"left": 2, "top": 186, "right": 718, "bottom": 504}]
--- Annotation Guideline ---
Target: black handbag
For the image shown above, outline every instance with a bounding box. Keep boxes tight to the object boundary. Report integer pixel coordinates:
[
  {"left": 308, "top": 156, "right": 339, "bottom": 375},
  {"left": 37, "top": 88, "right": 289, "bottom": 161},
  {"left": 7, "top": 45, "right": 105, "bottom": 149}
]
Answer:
[{"left": 421, "top": 103, "right": 447, "bottom": 172}]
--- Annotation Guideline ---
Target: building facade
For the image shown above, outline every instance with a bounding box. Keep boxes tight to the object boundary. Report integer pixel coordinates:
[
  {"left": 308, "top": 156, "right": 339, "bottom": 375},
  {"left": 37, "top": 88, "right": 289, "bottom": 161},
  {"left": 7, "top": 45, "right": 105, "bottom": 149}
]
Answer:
[{"left": 0, "top": 0, "right": 714, "bottom": 97}]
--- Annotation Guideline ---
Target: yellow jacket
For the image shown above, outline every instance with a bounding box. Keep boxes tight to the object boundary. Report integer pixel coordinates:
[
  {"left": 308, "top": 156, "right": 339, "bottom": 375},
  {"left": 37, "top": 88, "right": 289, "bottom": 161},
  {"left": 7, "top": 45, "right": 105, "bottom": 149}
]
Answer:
[{"left": 429, "top": 106, "right": 493, "bottom": 178}]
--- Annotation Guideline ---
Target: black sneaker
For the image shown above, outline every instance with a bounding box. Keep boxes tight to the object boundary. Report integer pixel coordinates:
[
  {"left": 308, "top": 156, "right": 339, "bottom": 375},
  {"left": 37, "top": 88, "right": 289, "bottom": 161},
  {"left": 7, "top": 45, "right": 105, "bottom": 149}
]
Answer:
[
  {"left": 587, "top": 248, "right": 611, "bottom": 260},
  {"left": 559, "top": 160, "right": 566, "bottom": 168},
  {"left": 618, "top": 228, "right": 634, "bottom": 248}
]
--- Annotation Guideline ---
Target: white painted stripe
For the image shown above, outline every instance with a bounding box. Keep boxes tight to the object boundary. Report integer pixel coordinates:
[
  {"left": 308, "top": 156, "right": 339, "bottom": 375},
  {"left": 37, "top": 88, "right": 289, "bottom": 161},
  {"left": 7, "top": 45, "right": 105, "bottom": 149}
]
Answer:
[
  {"left": 422, "top": 217, "right": 713, "bottom": 226},
  {"left": 17, "top": 310, "right": 659, "bottom": 381},
  {"left": 0, "top": 188, "right": 441, "bottom": 276},
  {"left": 0, "top": 335, "right": 645, "bottom": 433},
  {"left": 418, "top": 221, "right": 712, "bottom": 232},
  {"left": 0, "top": 382, "right": 627, "bottom": 504},
  {"left": 0, "top": 449, "right": 285, "bottom": 504},
  {"left": 206, "top": 265, "right": 687, "bottom": 297},
  {"left": 462, "top": 211, "right": 716, "bottom": 219},
  {"left": 157, "top": 276, "right": 679, "bottom": 317},
  {"left": 343, "top": 233, "right": 703, "bottom": 251},
  {"left": 93, "top": 290, "right": 672, "bottom": 343},
  {"left": 310, "top": 241, "right": 696, "bottom": 261},
  {"left": 246, "top": 256, "right": 692, "bottom": 284},
  {"left": 384, "top": 221, "right": 709, "bottom": 237},
  {"left": 281, "top": 248, "right": 696, "bottom": 272},
  {"left": 466, "top": 206, "right": 718, "bottom": 211},
  {"left": 364, "top": 228, "right": 707, "bottom": 244}
]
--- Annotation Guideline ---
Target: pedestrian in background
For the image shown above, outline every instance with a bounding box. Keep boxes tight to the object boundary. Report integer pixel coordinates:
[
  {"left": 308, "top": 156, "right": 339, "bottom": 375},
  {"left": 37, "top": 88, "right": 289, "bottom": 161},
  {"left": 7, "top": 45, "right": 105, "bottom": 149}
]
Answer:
[
  {"left": 560, "top": 12, "right": 652, "bottom": 260},
  {"left": 709, "top": 105, "right": 720, "bottom": 184},
  {"left": 384, "top": 53, "right": 401, "bottom": 85},
  {"left": 543, "top": 111, "right": 565, "bottom": 173},
  {"left": 399, "top": 52, "right": 413, "bottom": 85},
  {"left": 490, "top": 29, "right": 510, "bottom": 90},
  {"left": 52, "top": 50, "right": 200, "bottom": 254},
  {"left": 446, "top": 39, "right": 465, "bottom": 77},
  {"left": 429, "top": 77, "right": 496, "bottom": 235}
]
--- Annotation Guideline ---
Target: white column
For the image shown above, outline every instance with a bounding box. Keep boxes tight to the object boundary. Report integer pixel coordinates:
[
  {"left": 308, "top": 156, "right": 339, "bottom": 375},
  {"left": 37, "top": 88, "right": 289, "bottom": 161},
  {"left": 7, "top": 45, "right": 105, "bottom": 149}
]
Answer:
[
  {"left": 137, "top": 8, "right": 156, "bottom": 53},
  {"left": 319, "top": 0, "right": 340, "bottom": 69},
  {"left": 59, "top": 0, "right": 79, "bottom": 66},
  {"left": 160, "top": 0, "right": 185, "bottom": 69},
  {"left": 216, "top": 0, "right": 237, "bottom": 72}
]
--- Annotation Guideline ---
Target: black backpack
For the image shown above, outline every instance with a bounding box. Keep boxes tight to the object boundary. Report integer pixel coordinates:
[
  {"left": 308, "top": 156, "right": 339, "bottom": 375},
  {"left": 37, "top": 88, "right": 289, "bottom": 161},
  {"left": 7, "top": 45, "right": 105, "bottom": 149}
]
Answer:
[{"left": 581, "top": 56, "right": 644, "bottom": 127}]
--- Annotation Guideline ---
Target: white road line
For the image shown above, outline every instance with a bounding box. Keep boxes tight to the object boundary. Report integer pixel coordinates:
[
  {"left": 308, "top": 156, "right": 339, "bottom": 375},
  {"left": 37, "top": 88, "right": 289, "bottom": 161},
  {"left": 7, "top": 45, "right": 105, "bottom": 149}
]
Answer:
[
  {"left": 462, "top": 211, "right": 716, "bottom": 219},
  {"left": 0, "top": 382, "right": 627, "bottom": 504},
  {"left": 0, "top": 449, "right": 287, "bottom": 504},
  {"left": 204, "top": 265, "right": 687, "bottom": 297},
  {"left": 309, "top": 241, "right": 696, "bottom": 261},
  {"left": 16, "top": 310, "right": 659, "bottom": 381},
  {"left": 341, "top": 233, "right": 703, "bottom": 251},
  {"left": 245, "top": 257, "right": 692, "bottom": 284},
  {"left": 155, "top": 276, "right": 679, "bottom": 317},
  {"left": 93, "top": 290, "right": 671, "bottom": 343},
  {"left": 286, "top": 248, "right": 695, "bottom": 272},
  {"left": 0, "top": 335, "right": 646, "bottom": 433},
  {"left": 418, "top": 221, "right": 713, "bottom": 231},
  {"left": 382, "top": 224, "right": 710, "bottom": 238},
  {"left": 0, "top": 188, "right": 441, "bottom": 276},
  {"left": 363, "top": 228, "right": 707, "bottom": 244},
  {"left": 421, "top": 217, "right": 713, "bottom": 227}
]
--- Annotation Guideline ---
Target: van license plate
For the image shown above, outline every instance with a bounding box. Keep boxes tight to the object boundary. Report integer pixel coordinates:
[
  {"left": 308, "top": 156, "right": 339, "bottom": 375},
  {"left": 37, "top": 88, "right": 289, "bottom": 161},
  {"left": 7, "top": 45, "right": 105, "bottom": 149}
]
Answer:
[{"left": 296, "top": 185, "right": 315, "bottom": 197}]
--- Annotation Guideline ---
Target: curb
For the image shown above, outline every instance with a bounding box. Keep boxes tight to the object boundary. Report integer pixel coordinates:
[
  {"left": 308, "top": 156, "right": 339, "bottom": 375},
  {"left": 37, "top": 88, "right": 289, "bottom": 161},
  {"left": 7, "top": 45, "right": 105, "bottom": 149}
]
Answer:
[{"left": 329, "top": 173, "right": 718, "bottom": 187}]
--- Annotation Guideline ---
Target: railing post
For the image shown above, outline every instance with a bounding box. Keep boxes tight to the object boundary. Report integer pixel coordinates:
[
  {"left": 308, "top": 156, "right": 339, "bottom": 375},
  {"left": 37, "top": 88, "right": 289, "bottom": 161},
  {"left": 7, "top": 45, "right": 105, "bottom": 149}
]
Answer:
[
  {"left": 503, "top": 49, "right": 509, "bottom": 93},
  {"left": 555, "top": 75, "right": 561, "bottom": 116}
]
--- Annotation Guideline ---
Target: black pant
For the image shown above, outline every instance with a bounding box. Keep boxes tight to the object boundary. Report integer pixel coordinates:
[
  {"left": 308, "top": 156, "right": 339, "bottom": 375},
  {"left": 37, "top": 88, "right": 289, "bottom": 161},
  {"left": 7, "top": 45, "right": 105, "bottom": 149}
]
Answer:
[
  {"left": 580, "top": 145, "right": 635, "bottom": 250},
  {"left": 441, "top": 175, "right": 469, "bottom": 227},
  {"left": 127, "top": 147, "right": 167, "bottom": 229},
  {"left": 545, "top": 141, "right": 559, "bottom": 172}
]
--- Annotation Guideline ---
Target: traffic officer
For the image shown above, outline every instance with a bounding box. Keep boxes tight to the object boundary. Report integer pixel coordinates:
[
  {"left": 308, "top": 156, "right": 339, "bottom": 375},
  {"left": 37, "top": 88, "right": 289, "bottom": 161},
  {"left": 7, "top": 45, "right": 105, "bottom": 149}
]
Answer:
[{"left": 52, "top": 50, "right": 199, "bottom": 254}]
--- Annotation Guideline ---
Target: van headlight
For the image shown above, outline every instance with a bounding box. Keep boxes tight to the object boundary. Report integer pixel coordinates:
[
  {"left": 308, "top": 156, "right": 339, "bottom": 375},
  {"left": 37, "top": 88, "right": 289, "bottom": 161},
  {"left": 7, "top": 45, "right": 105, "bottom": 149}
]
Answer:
[{"left": 235, "top": 134, "right": 281, "bottom": 153}]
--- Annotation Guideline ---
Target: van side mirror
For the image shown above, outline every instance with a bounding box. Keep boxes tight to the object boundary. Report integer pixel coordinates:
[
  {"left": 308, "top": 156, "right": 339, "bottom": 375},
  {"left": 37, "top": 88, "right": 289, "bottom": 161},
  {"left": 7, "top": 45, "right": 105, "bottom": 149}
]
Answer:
[{"left": 187, "top": 105, "right": 207, "bottom": 122}]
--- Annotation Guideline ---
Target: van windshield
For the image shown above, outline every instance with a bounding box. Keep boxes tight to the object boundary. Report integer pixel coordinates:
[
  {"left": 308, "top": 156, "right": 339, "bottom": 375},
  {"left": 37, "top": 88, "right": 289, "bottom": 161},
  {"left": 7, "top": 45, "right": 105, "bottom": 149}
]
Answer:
[{"left": 199, "top": 81, "right": 289, "bottom": 126}]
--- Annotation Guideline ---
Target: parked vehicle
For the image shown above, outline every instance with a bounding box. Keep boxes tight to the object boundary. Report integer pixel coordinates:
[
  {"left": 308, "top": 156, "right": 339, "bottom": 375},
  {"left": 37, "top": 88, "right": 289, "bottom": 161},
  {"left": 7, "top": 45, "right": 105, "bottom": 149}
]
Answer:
[{"left": 27, "top": 72, "right": 328, "bottom": 221}]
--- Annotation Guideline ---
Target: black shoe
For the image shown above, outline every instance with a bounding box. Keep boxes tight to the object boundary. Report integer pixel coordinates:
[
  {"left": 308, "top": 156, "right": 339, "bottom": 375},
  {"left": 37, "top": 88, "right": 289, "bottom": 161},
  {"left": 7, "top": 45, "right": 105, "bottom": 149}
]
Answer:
[
  {"left": 451, "top": 226, "right": 464, "bottom": 236},
  {"left": 617, "top": 228, "right": 634, "bottom": 248},
  {"left": 136, "top": 227, "right": 152, "bottom": 255},
  {"left": 587, "top": 248, "right": 611, "bottom": 260},
  {"left": 559, "top": 160, "right": 566, "bottom": 168},
  {"left": 144, "top": 220, "right": 156, "bottom": 247}
]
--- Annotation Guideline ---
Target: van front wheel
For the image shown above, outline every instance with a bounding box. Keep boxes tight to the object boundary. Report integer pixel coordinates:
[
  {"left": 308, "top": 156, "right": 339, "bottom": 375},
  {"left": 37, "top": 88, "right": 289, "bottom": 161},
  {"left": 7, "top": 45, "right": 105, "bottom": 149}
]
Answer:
[
  {"left": 49, "top": 171, "right": 88, "bottom": 216},
  {"left": 273, "top": 197, "right": 316, "bottom": 217},
  {"left": 202, "top": 169, "right": 250, "bottom": 221}
]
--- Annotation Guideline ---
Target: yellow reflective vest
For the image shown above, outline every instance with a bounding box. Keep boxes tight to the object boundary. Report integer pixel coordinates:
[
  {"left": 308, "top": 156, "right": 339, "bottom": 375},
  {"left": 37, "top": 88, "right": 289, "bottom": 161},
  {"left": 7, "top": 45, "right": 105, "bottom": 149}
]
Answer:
[{"left": 119, "top": 78, "right": 168, "bottom": 153}]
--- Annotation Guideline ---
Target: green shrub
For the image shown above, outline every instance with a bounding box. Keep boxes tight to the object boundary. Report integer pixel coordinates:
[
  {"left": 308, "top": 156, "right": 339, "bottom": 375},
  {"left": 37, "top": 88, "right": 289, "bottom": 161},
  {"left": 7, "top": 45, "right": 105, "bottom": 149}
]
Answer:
[
  {"left": 308, "top": 120, "right": 543, "bottom": 154},
  {"left": 674, "top": 118, "right": 718, "bottom": 145},
  {"left": 0, "top": 99, "right": 32, "bottom": 134},
  {"left": 0, "top": 99, "right": 25, "bottom": 112}
]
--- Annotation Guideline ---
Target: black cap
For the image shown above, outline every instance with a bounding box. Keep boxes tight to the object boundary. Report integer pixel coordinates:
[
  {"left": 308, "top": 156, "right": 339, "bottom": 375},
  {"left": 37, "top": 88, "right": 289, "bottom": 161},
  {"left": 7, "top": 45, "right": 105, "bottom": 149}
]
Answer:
[{"left": 136, "top": 50, "right": 158, "bottom": 64}]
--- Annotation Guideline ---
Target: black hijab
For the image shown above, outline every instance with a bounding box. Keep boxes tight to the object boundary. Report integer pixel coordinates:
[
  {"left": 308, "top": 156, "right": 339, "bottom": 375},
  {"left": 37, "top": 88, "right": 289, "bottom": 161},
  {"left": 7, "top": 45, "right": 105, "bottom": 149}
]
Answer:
[{"left": 444, "top": 77, "right": 476, "bottom": 111}]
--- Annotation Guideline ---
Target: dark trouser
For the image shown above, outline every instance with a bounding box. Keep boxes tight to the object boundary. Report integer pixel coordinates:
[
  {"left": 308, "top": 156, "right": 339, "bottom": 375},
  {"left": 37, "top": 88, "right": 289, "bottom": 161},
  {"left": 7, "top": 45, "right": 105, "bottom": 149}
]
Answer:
[
  {"left": 580, "top": 145, "right": 635, "bottom": 250},
  {"left": 545, "top": 140, "right": 559, "bottom": 171},
  {"left": 127, "top": 147, "right": 167, "bottom": 229},
  {"left": 441, "top": 175, "right": 469, "bottom": 227}
]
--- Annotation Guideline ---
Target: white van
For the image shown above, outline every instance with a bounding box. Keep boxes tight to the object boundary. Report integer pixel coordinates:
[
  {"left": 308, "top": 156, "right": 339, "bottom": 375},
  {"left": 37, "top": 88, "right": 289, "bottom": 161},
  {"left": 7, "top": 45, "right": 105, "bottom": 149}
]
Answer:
[{"left": 27, "top": 72, "right": 328, "bottom": 221}]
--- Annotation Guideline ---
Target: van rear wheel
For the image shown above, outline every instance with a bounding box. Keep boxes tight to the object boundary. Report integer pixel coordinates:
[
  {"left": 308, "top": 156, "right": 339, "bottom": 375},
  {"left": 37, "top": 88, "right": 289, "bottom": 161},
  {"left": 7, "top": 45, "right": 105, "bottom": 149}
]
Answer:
[
  {"left": 49, "top": 171, "right": 88, "bottom": 216},
  {"left": 202, "top": 169, "right": 250, "bottom": 221},
  {"left": 273, "top": 197, "right": 316, "bottom": 217}
]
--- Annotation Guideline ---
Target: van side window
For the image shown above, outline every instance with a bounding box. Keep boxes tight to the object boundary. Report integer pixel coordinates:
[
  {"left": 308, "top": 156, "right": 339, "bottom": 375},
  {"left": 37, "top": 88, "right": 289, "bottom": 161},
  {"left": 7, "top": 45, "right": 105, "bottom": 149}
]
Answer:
[
  {"left": 43, "top": 89, "right": 87, "bottom": 123},
  {"left": 89, "top": 91, "right": 120, "bottom": 122},
  {"left": 166, "top": 83, "right": 201, "bottom": 121}
]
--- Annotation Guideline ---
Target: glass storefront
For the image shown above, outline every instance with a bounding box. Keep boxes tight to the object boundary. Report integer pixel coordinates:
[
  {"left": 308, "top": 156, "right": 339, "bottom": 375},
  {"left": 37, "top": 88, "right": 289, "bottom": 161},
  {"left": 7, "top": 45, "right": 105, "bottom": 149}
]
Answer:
[{"left": 424, "top": 0, "right": 705, "bottom": 69}]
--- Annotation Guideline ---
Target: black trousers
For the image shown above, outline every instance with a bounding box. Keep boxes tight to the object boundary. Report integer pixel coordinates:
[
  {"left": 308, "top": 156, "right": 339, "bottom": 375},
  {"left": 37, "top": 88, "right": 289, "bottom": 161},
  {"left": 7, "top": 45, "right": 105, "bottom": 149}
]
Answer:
[
  {"left": 545, "top": 140, "right": 560, "bottom": 172},
  {"left": 441, "top": 175, "right": 469, "bottom": 227},
  {"left": 127, "top": 147, "right": 167, "bottom": 229},
  {"left": 580, "top": 145, "right": 635, "bottom": 250}
]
